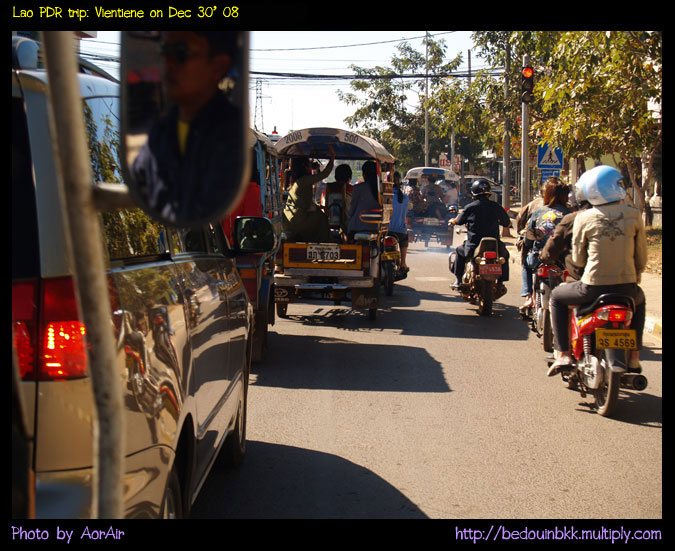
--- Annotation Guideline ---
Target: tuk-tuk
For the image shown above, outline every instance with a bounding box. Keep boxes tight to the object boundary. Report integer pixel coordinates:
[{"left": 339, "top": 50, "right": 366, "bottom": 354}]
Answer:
[
  {"left": 404, "top": 167, "right": 460, "bottom": 249},
  {"left": 228, "top": 129, "right": 283, "bottom": 361},
  {"left": 273, "top": 127, "right": 396, "bottom": 320}
]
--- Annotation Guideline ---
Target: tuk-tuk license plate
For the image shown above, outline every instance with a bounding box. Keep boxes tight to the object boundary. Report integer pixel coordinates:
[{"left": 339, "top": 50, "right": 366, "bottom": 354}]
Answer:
[
  {"left": 596, "top": 328, "right": 637, "bottom": 350},
  {"left": 307, "top": 244, "right": 340, "bottom": 261},
  {"left": 479, "top": 264, "right": 502, "bottom": 276}
]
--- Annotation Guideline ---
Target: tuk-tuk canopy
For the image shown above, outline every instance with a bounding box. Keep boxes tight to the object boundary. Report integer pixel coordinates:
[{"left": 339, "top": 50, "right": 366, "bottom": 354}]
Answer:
[
  {"left": 249, "top": 128, "right": 278, "bottom": 155},
  {"left": 275, "top": 127, "right": 396, "bottom": 163},
  {"left": 404, "top": 166, "right": 460, "bottom": 182}
]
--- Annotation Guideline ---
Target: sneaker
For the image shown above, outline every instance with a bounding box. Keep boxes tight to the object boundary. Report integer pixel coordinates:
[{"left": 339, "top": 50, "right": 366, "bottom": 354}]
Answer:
[{"left": 547, "top": 354, "right": 573, "bottom": 377}]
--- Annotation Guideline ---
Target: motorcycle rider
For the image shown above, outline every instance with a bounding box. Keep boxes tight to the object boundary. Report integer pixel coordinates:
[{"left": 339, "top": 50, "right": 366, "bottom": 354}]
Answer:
[
  {"left": 449, "top": 180, "right": 511, "bottom": 295},
  {"left": 520, "top": 177, "right": 570, "bottom": 312},
  {"left": 548, "top": 165, "right": 648, "bottom": 376}
]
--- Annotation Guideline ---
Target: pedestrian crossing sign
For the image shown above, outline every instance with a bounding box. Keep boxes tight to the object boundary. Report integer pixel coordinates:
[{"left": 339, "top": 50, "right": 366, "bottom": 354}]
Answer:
[{"left": 537, "top": 143, "right": 563, "bottom": 169}]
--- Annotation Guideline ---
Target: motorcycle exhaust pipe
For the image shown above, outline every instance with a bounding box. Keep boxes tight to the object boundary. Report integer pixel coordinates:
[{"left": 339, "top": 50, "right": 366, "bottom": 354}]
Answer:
[{"left": 620, "top": 373, "right": 648, "bottom": 391}]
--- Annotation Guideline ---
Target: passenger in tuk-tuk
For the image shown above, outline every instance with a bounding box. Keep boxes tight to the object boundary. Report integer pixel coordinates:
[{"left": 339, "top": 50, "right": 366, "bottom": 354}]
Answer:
[
  {"left": 282, "top": 152, "right": 334, "bottom": 242},
  {"left": 322, "top": 164, "right": 354, "bottom": 238},
  {"left": 347, "top": 160, "right": 381, "bottom": 241}
]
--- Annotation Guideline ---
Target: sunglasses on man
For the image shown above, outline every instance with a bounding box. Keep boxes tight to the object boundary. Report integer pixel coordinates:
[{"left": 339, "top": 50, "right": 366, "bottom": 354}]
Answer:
[{"left": 159, "top": 41, "right": 197, "bottom": 63}]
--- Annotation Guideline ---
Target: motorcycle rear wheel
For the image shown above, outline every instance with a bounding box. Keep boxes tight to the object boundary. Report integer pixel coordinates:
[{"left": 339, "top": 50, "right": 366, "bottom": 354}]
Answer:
[
  {"left": 383, "top": 262, "right": 395, "bottom": 296},
  {"left": 477, "top": 279, "right": 493, "bottom": 316},
  {"left": 594, "top": 350, "right": 622, "bottom": 417},
  {"left": 542, "top": 311, "right": 553, "bottom": 353}
]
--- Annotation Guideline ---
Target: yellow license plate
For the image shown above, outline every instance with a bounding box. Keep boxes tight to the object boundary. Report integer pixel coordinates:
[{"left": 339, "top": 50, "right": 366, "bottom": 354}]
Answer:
[{"left": 596, "top": 328, "right": 637, "bottom": 350}]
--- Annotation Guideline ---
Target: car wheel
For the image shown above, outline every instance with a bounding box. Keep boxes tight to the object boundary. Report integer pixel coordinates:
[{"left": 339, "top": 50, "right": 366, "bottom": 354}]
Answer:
[
  {"left": 218, "top": 378, "right": 247, "bottom": 468},
  {"left": 161, "top": 466, "right": 183, "bottom": 519}
]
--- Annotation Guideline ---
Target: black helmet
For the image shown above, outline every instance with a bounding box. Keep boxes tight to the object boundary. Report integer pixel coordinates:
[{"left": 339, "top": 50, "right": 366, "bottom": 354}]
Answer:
[{"left": 470, "top": 180, "right": 491, "bottom": 197}]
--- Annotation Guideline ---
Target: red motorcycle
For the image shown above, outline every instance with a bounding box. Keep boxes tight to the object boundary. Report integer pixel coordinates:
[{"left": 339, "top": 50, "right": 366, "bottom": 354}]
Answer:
[{"left": 551, "top": 292, "right": 647, "bottom": 417}]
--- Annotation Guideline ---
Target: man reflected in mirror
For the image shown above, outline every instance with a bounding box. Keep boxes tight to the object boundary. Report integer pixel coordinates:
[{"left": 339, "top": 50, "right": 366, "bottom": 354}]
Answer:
[{"left": 131, "top": 31, "right": 243, "bottom": 225}]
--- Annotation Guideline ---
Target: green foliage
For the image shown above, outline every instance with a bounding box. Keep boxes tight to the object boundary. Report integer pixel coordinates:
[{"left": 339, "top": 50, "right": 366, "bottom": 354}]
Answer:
[{"left": 339, "top": 30, "right": 662, "bottom": 207}]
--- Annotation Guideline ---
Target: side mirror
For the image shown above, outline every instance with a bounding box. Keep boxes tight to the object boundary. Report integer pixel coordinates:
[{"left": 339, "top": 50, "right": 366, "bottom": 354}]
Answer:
[
  {"left": 233, "top": 216, "right": 276, "bottom": 254},
  {"left": 120, "top": 31, "right": 250, "bottom": 228}
]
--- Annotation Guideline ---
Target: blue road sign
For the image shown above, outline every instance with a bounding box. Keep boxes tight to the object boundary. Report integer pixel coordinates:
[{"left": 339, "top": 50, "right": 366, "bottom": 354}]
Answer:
[{"left": 538, "top": 143, "right": 563, "bottom": 170}]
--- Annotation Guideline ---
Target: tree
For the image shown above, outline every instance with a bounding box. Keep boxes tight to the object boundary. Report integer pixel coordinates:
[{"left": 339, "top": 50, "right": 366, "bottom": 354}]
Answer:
[
  {"left": 338, "top": 35, "right": 462, "bottom": 170},
  {"left": 534, "top": 31, "right": 662, "bottom": 212}
]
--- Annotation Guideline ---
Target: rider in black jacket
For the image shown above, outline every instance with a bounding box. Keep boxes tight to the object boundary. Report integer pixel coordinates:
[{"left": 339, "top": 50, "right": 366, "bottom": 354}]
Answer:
[{"left": 450, "top": 180, "right": 511, "bottom": 292}]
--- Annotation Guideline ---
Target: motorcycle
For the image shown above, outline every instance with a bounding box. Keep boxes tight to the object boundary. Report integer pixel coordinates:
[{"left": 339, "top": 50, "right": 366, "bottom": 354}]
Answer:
[
  {"left": 550, "top": 292, "right": 648, "bottom": 417},
  {"left": 449, "top": 236, "right": 507, "bottom": 316},
  {"left": 380, "top": 233, "right": 406, "bottom": 296},
  {"left": 523, "top": 259, "right": 565, "bottom": 353}
]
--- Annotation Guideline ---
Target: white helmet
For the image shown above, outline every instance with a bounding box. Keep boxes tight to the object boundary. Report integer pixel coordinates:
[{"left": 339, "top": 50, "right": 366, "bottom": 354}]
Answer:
[{"left": 574, "top": 165, "right": 626, "bottom": 206}]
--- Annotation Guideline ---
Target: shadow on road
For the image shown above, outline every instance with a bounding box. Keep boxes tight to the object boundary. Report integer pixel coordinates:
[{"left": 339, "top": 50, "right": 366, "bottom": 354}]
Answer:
[
  {"left": 253, "top": 333, "right": 450, "bottom": 393},
  {"left": 189, "top": 440, "right": 429, "bottom": 519}
]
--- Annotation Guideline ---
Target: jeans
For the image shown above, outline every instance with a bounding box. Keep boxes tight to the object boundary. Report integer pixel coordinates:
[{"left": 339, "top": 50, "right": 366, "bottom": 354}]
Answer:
[
  {"left": 550, "top": 281, "right": 645, "bottom": 352},
  {"left": 520, "top": 250, "right": 539, "bottom": 297}
]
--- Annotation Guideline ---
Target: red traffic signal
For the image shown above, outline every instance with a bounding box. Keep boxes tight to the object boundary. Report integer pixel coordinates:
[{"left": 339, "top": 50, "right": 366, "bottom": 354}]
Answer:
[{"left": 521, "top": 66, "right": 534, "bottom": 104}]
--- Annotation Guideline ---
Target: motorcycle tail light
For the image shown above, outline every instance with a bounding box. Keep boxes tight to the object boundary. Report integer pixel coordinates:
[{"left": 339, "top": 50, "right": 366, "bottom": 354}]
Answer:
[
  {"left": 597, "top": 308, "right": 632, "bottom": 323},
  {"left": 384, "top": 236, "right": 398, "bottom": 247},
  {"left": 483, "top": 251, "right": 497, "bottom": 259}
]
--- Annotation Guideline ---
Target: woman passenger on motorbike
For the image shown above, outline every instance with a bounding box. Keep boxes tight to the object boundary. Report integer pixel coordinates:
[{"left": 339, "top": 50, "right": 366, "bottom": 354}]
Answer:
[
  {"left": 547, "top": 166, "right": 648, "bottom": 375},
  {"left": 520, "top": 177, "right": 570, "bottom": 312}
]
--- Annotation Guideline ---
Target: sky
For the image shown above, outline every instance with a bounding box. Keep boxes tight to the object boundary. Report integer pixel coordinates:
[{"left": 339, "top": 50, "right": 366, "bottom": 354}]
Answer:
[{"left": 81, "top": 30, "right": 476, "bottom": 137}]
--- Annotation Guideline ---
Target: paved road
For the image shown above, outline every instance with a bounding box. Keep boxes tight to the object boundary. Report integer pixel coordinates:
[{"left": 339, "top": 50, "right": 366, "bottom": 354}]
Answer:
[{"left": 191, "top": 239, "right": 662, "bottom": 519}]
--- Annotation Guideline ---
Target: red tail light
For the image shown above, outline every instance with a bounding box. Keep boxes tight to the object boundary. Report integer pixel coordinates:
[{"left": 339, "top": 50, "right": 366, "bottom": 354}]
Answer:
[
  {"left": 384, "top": 236, "right": 398, "bottom": 247},
  {"left": 597, "top": 308, "right": 631, "bottom": 323},
  {"left": 12, "top": 280, "right": 38, "bottom": 379},
  {"left": 12, "top": 277, "right": 88, "bottom": 381},
  {"left": 483, "top": 251, "right": 497, "bottom": 259}
]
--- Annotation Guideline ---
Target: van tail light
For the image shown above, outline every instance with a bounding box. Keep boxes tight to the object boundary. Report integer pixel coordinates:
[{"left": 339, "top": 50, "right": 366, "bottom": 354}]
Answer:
[
  {"left": 12, "top": 280, "right": 38, "bottom": 379},
  {"left": 12, "top": 277, "right": 88, "bottom": 381}
]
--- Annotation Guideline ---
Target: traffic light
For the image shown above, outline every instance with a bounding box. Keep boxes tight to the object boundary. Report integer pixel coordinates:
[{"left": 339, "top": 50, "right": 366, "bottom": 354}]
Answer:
[{"left": 521, "top": 65, "right": 534, "bottom": 104}]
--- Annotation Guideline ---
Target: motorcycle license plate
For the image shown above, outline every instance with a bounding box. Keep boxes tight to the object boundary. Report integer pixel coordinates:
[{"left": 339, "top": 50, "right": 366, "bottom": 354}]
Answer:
[
  {"left": 596, "top": 328, "right": 637, "bottom": 350},
  {"left": 307, "top": 244, "right": 340, "bottom": 261},
  {"left": 479, "top": 264, "right": 502, "bottom": 276}
]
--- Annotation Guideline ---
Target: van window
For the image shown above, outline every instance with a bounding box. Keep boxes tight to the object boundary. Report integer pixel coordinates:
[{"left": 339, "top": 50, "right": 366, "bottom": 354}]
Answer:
[
  {"left": 82, "top": 95, "right": 167, "bottom": 261},
  {"left": 206, "top": 223, "right": 227, "bottom": 255},
  {"left": 12, "top": 97, "right": 40, "bottom": 279},
  {"left": 100, "top": 208, "right": 166, "bottom": 260}
]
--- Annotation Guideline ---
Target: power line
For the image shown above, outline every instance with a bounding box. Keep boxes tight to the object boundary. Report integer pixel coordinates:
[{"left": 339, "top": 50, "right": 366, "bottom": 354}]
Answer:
[
  {"left": 250, "top": 31, "right": 459, "bottom": 52},
  {"left": 251, "top": 69, "right": 502, "bottom": 81}
]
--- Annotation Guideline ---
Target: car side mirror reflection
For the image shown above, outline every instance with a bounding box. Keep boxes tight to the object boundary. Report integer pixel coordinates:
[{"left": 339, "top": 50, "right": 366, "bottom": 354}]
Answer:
[
  {"left": 120, "top": 31, "right": 250, "bottom": 228},
  {"left": 233, "top": 216, "right": 276, "bottom": 253}
]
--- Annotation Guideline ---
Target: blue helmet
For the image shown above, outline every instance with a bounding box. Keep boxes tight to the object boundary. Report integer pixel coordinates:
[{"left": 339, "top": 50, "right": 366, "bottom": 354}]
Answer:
[{"left": 575, "top": 165, "right": 626, "bottom": 206}]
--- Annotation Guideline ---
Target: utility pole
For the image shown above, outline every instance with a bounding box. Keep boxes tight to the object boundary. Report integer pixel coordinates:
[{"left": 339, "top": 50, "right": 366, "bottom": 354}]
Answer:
[
  {"left": 424, "top": 31, "right": 430, "bottom": 166},
  {"left": 502, "top": 39, "right": 511, "bottom": 236},
  {"left": 520, "top": 53, "right": 531, "bottom": 206}
]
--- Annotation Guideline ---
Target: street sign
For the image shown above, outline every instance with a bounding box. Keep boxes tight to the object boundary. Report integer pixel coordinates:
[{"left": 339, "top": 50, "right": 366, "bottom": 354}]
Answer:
[
  {"left": 540, "top": 168, "right": 561, "bottom": 183},
  {"left": 538, "top": 143, "right": 563, "bottom": 169}
]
